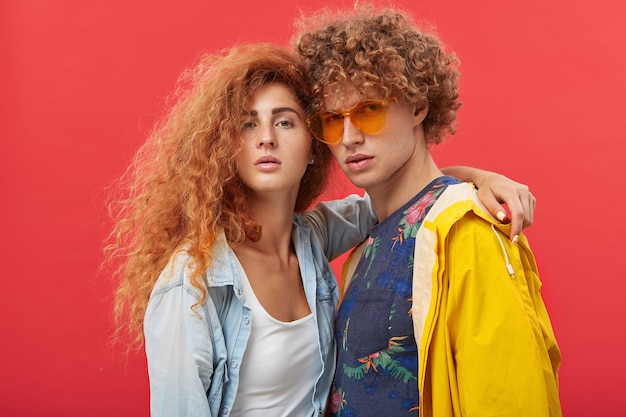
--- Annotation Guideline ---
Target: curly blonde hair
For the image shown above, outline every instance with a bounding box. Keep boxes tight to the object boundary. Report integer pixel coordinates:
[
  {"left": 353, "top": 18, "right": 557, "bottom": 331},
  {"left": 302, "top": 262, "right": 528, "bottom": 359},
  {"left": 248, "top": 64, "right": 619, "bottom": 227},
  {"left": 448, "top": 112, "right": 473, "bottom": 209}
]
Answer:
[
  {"left": 294, "top": 4, "right": 461, "bottom": 144},
  {"left": 105, "top": 43, "right": 331, "bottom": 348}
]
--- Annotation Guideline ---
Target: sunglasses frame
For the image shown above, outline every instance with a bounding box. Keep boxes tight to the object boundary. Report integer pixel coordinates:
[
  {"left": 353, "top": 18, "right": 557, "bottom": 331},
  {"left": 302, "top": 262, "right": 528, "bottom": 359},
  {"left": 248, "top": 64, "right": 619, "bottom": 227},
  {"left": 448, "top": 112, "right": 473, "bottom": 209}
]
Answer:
[{"left": 307, "top": 97, "right": 397, "bottom": 144}]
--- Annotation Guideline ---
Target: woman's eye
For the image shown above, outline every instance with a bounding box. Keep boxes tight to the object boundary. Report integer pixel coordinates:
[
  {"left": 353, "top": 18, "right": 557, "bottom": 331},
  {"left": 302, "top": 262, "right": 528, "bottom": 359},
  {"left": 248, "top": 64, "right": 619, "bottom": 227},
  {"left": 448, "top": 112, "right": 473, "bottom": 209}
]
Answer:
[
  {"left": 276, "top": 119, "right": 294, "bottom": 128},
  {"left": 242, "top": 121, "right": 256, "bottom": 130}
]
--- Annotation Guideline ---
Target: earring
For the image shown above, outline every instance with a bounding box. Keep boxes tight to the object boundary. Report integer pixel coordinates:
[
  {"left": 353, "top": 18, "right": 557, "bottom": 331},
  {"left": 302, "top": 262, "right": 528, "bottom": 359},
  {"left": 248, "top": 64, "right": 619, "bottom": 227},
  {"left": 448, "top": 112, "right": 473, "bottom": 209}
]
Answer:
[{"left": 308, "top": 158, "right": 315, "bottom": 165}]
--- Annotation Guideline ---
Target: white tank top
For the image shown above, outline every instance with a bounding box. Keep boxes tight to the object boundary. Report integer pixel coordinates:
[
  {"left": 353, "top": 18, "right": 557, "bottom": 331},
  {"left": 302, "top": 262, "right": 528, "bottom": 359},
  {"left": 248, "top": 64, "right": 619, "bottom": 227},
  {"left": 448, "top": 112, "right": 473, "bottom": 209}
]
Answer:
[{"left": 230, "top": 263, "right": 321, "bottom": 417}]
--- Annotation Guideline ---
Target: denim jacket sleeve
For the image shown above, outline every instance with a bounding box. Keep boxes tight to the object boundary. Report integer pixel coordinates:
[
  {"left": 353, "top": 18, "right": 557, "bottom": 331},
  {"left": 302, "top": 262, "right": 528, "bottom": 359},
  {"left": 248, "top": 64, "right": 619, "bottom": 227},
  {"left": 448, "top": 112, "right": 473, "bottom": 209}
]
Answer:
[
  {"left": 303, "top": 193, "right": 376, "bottom": 261},
  {"left": 144, "top": 252, "right": 216, "bottom": 417}
]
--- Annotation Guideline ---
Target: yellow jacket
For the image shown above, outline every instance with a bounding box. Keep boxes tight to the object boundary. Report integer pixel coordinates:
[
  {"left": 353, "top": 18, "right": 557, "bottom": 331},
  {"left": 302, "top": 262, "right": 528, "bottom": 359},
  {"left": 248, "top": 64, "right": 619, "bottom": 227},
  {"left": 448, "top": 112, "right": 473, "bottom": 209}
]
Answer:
[{"left": 412, "top": 182, "right": 562, "bottom": 416}]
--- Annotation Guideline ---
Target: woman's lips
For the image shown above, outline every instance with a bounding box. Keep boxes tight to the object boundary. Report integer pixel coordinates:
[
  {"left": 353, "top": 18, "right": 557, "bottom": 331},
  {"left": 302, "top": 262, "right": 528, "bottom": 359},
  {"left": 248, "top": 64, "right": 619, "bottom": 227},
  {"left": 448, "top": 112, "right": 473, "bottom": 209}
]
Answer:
[{"left": 255, "top": 155, "right": 281, "bottom": 170}]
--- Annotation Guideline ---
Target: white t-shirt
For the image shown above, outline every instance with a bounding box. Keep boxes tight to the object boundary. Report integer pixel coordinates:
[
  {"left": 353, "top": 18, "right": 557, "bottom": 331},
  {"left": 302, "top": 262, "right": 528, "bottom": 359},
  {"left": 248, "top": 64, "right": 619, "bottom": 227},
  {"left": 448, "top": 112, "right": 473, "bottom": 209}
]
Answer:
[{"left": 230, "top": 263, "right": 322, "bottom": 417}]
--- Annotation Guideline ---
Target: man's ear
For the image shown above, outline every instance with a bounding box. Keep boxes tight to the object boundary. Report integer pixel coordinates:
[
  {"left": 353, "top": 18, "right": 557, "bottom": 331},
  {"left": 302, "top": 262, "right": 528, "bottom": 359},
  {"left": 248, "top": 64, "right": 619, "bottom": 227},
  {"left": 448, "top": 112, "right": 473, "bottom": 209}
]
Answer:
[{"left": 414, "top": 102, "right": 429, "bottom": 125}]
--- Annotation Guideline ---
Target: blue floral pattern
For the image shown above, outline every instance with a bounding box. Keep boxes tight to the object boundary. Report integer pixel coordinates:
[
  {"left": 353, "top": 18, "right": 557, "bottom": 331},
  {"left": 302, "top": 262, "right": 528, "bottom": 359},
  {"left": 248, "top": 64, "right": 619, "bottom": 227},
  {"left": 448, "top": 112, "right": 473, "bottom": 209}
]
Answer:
[{"left": 330, "top": 177, "right": 460, "bottom": 416}]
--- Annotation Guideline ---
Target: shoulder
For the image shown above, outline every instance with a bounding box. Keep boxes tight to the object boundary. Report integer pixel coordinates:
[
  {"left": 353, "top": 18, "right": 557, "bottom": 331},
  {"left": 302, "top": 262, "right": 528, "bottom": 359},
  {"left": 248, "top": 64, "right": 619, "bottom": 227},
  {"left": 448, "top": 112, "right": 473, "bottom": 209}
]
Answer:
[
  {"left": 150, "top": 249, "right": 204, "bottom": 299},
  {"left": 420, "top": 183, "right": 518, "bottom": 277},
  {"left": 150, "top": 235, "right": 237, "bottom": 299},
  {"left": 145, "top": 245, "right": 233, "bottom": 326},
  {"left": 445, "top": 208, "right": 526, "bottom": 291},
  {"left": 422, "top": 181, "right": 504, "bottom": 235}
]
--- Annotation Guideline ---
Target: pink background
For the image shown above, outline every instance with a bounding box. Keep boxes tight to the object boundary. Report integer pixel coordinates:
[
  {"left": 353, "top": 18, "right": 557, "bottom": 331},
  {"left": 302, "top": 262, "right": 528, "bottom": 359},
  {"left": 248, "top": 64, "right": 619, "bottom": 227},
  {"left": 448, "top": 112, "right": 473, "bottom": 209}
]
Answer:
[{"left": 2, "top": 0, "right": 625, "bottom": 416}]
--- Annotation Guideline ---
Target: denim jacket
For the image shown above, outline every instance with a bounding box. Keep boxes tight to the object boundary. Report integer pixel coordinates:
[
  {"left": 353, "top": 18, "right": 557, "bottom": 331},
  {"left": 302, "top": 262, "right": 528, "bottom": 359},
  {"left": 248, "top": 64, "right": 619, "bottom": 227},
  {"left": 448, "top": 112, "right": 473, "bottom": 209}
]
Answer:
[{"left": 144, "top": 194, "right": 375, "bottom": 417}]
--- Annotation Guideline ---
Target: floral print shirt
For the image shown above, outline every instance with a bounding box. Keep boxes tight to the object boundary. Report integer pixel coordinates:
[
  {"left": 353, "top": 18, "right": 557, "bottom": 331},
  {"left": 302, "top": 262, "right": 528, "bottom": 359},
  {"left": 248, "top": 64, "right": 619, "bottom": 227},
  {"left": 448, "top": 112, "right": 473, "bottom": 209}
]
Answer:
[{"left": 330, "top": 176, "right": 460, "bottom": 417}]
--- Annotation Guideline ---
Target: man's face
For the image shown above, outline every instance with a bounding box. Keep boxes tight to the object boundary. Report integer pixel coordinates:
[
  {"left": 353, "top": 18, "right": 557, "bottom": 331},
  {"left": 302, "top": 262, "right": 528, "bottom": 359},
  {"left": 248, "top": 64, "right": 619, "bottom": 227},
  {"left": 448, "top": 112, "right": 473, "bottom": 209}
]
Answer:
[{"left": 321, "top": 82, "right": 429, "bottom": 194}]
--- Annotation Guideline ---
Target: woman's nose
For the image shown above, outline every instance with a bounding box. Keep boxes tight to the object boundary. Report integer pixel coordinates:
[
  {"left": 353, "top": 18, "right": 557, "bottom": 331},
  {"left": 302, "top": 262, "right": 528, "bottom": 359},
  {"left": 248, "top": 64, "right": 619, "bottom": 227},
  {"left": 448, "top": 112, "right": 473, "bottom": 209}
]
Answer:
[{"left": 257, "top": 127, "right": 276, "bottom": 148}]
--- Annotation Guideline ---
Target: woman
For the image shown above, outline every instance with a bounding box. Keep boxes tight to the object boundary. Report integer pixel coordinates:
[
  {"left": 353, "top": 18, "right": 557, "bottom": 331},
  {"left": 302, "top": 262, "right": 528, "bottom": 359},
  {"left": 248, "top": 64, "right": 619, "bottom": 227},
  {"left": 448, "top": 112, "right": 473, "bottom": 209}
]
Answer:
[{"left": 105, "top": 43, "right": 536, "bottom": 416}]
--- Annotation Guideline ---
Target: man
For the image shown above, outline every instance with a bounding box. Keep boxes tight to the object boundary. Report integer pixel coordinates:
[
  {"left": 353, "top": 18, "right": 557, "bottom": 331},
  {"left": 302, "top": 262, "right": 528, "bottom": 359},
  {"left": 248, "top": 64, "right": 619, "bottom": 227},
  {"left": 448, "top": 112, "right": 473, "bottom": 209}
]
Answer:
[{"left": 295, "top": 5, "right": 562, "bottom": 416}]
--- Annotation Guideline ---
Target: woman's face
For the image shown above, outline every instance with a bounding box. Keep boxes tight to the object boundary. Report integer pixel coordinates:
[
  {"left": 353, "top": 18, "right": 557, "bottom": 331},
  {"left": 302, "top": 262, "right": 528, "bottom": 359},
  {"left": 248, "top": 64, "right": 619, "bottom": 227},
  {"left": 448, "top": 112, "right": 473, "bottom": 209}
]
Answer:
[{"left": 236, "top": 82, "right": 312, "bottom": 204}]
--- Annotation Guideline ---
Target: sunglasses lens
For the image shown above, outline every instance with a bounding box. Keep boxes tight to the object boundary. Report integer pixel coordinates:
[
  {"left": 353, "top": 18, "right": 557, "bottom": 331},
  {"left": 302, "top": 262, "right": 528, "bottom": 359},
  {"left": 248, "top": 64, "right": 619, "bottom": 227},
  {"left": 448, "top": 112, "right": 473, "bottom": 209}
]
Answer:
[
  {"left": 320, "top": 113, "right": 343, "bottom": 143},
  {"left": 309, "top": 112, "right": 343, "bottom": 144},
  {"left": 308, "top": 99, "right": 392, "bottom": 144},
  {"left": 353, "top": 101, "right": 387, "bottom": 134}
]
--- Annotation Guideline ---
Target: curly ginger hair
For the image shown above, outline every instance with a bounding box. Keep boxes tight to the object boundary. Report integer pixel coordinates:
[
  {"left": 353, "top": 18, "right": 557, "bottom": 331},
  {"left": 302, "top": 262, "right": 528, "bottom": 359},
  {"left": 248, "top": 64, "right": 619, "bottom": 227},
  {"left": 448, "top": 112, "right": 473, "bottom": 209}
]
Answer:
[
  {"left": 105, "top": 43, "right": 331, "bottom": 348},
  {"left": 294, "top": 3, "right": 462, "bottom": 144}
]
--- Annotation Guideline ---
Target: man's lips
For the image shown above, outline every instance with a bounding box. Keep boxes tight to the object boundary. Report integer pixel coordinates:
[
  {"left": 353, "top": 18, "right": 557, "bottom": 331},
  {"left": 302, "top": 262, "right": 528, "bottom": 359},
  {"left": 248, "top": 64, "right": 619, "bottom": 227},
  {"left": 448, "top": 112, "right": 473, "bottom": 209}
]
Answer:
[
  {"left": 345, "top": 154, "right": 373, "bottom": 164},
  {"left": 344, "top": 153, "right": 374, "bottom": 171}
]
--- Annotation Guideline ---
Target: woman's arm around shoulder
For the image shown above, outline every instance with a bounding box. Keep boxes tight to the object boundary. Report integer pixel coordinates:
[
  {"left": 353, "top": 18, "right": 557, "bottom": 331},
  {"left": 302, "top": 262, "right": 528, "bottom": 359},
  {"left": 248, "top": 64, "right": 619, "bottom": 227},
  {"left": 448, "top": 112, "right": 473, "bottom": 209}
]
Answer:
[{"left": 304, "top": 193, "right": 377, "bottom": 260}]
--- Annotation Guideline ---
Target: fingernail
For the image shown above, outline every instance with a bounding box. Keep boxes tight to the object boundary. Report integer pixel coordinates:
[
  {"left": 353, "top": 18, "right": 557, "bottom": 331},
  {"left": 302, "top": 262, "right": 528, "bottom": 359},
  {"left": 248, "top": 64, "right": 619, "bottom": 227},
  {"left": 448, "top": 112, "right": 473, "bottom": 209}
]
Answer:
[
  {"left": 512, "top": 235, "right": 519, "bottom": 244},
  {"left": 496, "top": 211, "right": 506, "bottom": 222}
]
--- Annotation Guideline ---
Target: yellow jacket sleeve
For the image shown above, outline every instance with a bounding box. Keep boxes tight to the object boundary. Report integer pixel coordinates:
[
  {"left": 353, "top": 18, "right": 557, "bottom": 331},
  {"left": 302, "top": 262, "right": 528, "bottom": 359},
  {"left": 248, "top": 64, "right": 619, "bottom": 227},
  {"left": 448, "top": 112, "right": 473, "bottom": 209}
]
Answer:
[
  {"left": 414, "top": 182, "right": 561, "bottom": 417},
  {"left": 437, "top": 214, "right": 561, "bottom": 416}
]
